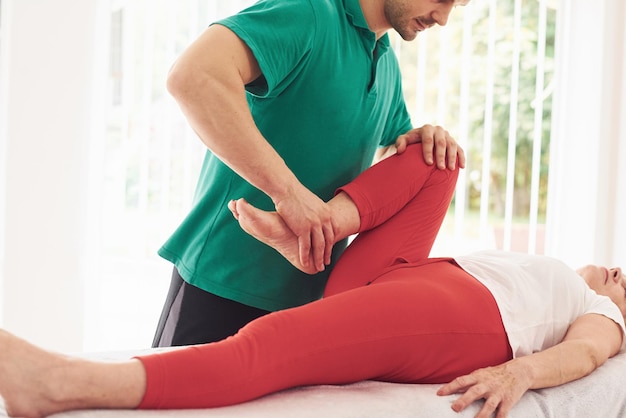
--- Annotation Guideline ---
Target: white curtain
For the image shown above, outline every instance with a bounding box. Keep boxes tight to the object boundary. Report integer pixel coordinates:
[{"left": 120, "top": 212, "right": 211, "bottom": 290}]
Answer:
[{"left": 545, "top": 0, "right": 626, "bottom": 269}]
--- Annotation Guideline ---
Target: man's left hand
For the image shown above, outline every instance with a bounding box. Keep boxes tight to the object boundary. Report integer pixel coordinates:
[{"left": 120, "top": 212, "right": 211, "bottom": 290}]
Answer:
[{"left": 395, "top": 125, "right": 465, "bottom": 170}]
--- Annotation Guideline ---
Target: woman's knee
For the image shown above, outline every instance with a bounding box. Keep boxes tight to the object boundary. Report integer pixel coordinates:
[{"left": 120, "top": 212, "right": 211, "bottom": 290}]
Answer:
[{"left": 401, "top": 143, "right": 460, "bottom": 188}]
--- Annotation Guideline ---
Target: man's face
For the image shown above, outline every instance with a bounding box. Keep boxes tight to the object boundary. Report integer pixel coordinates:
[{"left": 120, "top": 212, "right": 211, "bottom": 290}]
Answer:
[{"left": 384, "top": 0, "right": 464, "bottom": 41}]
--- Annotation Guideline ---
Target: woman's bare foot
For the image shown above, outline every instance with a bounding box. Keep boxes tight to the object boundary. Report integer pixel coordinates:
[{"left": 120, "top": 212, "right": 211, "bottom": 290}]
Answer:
[
  {"left": 229, "top": 198, "right": 319, "bottom": 274},
  {"left": 0, "top": 329, "right": 145, "bottom": 417},
  {"left": 0, "top": 329, "right": 77, "bottom": 417}
]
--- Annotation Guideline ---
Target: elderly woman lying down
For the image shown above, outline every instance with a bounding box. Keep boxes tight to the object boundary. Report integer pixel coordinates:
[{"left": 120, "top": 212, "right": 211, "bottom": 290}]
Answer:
[{"left": 1, "top": 144, "right": 624, "bottom": 418}]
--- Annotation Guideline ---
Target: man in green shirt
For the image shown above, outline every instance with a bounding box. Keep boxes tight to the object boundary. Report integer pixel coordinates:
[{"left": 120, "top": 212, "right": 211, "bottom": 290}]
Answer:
[{"left": 153, "top": 0, "right": 468, "bottom": 347}]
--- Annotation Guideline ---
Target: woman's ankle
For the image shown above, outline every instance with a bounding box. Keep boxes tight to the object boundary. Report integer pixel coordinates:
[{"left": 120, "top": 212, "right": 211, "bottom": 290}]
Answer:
[{"left": 329, "top": 192, "right": 360, "bottom": 241}]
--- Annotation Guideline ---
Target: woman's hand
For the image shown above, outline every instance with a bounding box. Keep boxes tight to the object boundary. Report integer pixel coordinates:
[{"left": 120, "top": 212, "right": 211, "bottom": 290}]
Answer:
[
  {"left": 436, "top": 360, "right": 532, "bottom": 418},
  {"left": 437, "top": 313, "right": 622, "bottom": 417},
  {"left": 395, "top": 125, "right": 466, "bottom": 170}
]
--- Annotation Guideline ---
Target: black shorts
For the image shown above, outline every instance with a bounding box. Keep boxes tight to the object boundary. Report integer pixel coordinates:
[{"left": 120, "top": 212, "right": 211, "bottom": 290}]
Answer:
[{"left": 152, "top": 267, "right": 271, "bottom": 347}]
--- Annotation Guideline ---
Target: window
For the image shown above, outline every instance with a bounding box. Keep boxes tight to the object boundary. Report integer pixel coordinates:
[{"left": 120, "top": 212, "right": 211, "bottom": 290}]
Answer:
[
  {"left": 87, "top": 0, "right": 256, "bottom": 351},
  {"left": 393, "top": 0, "right": 558, "bottom": 256}
]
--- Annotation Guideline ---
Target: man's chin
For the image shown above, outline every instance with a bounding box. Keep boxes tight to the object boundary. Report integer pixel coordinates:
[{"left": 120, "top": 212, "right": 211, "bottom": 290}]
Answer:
[
  {"left": 395, "top": 23, "right": 422, "bottom": 41},
  {"left": 398, "top": 30, "right": 418, "bottom": 41}
]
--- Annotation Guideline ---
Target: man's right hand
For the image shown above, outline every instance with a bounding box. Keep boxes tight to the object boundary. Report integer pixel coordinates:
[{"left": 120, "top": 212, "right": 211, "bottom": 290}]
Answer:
[{"left": 273, "top": 186, "right": 334, "bottom": 273}]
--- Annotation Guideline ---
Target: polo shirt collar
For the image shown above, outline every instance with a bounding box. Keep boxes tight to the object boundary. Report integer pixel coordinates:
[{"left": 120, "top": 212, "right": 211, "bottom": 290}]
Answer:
[
  {"left": 343, "top": 0, "right": 369, "bottom": 30},
  {"left": 342, "top": 0, "right": 391, "bottom": 49}
]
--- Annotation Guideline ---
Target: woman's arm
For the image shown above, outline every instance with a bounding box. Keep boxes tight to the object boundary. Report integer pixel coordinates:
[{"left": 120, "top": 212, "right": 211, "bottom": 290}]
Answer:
[{"left": 437, "top": 313, "right": 623, "bottom": 418}]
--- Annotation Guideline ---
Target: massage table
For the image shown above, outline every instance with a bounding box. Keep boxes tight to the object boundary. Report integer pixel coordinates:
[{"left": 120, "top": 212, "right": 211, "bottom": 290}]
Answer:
[{"left": 2, "top": 349, "right": 626, "bottom": 417}]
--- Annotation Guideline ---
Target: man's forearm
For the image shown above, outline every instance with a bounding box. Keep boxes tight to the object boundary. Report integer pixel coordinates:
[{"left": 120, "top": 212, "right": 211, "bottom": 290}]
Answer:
[
  {"left": 165, "top": 24, "right": 301, "bottom": 203},
  {"left": 168, "top": 67, "right": 300, "bottom": 204}
]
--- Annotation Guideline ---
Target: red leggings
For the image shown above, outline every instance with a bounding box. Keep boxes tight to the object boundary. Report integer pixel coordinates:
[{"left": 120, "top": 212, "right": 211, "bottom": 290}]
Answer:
[{"left": 137, "top": 144, "right": 512, "bottom": 409}]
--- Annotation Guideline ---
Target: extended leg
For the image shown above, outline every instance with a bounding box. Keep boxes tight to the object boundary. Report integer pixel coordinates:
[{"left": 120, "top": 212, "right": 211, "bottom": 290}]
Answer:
[
  {"left": 137, "top": 261, "right": 509, "bottom": 409},
  {"left": 231, "top": 143, "right": 459, "bottom": 285},
  {"left": 0, "top": 330, "right": 146, "bottom": 417},
  {"left": 0, "top": 263, "right": 508, "bottom": 414}
]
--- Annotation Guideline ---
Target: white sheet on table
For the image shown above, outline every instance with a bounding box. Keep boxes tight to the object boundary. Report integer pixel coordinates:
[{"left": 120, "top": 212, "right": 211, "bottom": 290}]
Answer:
[{"left": 2, "top": 350, "right": 626, "bottom": 417}]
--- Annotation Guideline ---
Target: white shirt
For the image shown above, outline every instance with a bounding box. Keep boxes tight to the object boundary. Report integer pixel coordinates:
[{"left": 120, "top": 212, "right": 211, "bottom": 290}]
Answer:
[{"left": 454, "top": 250, "right": 626, "bottom": 358}]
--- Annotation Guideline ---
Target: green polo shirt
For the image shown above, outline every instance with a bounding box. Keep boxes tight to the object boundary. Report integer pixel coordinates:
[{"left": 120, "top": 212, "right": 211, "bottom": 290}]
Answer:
[{"left": 158, "top": 0, "right": 413, "bottom": 311}]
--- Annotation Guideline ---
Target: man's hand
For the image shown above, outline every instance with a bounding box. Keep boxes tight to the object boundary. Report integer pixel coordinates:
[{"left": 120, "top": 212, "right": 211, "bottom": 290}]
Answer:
[
  {"left": 273, "top": 186, "right": 334, "bottom": 273},
  {"left": 395, "top": 125, "right": 466, "bottom": 170},
  {"left": 436, "top": 360, "right": 532, "bottom": 418}
]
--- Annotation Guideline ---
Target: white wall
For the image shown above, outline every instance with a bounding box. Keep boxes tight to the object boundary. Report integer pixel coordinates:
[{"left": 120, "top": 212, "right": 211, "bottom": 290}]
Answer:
[
  {"left": 616, "top": 31, "right": 626, "bottom": 268},
  {"left": 0, "top": 0, "right": 106, "bottom": 351},
  {"left": 546, "top": 0, "right": 626, "bottom": 269},
  {"left": 0, "top": 0, "right": 9, "bottom": 328}
]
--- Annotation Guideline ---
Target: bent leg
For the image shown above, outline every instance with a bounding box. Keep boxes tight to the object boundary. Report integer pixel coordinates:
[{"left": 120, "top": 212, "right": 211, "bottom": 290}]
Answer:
[
  {"left": 231, "top": 144, "right": 457, "bottom": 284},
  {"left": 137, "top": 261, "right": 509, "bottom": 410},
  {"left": 325, "top": 144, "right": 459, "bottom": 296}
]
